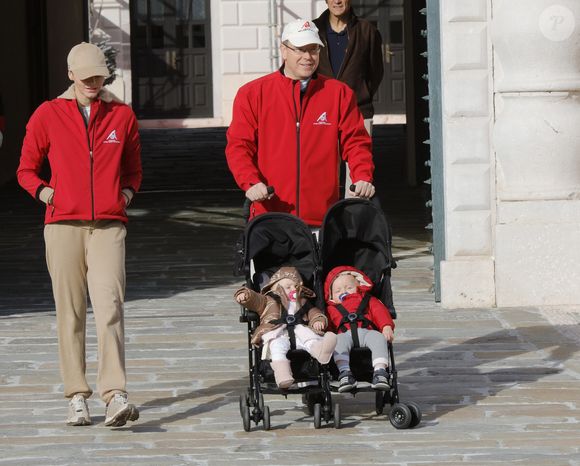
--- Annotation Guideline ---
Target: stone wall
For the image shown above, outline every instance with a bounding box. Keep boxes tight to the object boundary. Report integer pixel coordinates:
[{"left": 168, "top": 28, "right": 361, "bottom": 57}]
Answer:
[
  {"left": 438, "top": 0, "right": 496, "bottom": 307},
  {"left": 439, "top": 0, "right": 580, "bottom": 308},
  {"left": 492, "top": 0, "right": 580, "bottom": 306},
  {"left": 219, "top": 0, "right": 326, "bottom": 122},
  {"left": 91, "top": 0, "right": 326, "bottom": 124}
]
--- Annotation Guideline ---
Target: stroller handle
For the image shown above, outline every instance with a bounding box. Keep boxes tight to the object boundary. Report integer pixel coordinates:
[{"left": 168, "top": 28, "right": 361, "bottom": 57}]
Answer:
[
  {"left": 242, "top": 186, "right": 275, "bottom": 223},
  {"left": 349, "top": 184, "right": 381, "bottom": 209}
]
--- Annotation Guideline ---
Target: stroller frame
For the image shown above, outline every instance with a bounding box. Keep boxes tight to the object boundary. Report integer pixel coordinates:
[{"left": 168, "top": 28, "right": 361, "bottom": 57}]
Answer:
[
  {"left": 236, "top": 198, "right": 421, "bottom": 431},
  {"left": 318, "top": 197, "right": 422, "bottom": 429},
  {"left": 239, "top": 306, "right": 339, "bottom": 431},
  {"left": 236, "top": 212, "right": 340, "bottom": 431}
]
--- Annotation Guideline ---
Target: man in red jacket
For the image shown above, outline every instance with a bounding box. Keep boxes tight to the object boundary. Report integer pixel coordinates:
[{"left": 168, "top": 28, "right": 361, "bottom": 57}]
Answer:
[
  {"left": 226, "top": 19, "right": 376, "bottom": 227},
  {"left": 17, "top": 42, "right": 141, "bottom": 427}
]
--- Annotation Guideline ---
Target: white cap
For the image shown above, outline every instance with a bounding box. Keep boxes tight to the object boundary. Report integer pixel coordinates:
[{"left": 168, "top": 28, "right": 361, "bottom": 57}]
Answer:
[{"left": 281, "top": 19, "right": 324, "bottom": 47}]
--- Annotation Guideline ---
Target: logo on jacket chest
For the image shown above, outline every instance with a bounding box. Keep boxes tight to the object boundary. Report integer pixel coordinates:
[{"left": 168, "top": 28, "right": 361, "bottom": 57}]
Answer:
[
  {"left": 314, "top": 112, "right": 332, "bottom": 126},
  {"left": 103, "top": 130, "right": 121, "bottom": 144}
]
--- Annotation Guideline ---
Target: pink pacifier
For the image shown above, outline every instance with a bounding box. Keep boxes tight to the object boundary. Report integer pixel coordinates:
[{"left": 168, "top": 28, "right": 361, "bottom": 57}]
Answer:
[{"left": 288, "top": 289, "right": 297, "bottom": 301}]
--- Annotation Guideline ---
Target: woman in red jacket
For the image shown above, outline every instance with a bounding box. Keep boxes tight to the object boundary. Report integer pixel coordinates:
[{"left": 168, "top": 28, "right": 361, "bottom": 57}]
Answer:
[
  {"left": 17, "top": 43, "right": 141, "bottom": 428},
  {"left": 325, "top": 266, "right": 395, "bottom": 393}
]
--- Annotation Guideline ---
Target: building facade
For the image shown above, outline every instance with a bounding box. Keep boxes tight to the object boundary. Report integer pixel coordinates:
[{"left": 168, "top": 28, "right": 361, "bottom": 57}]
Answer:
[
  {"left": 95, "top": 0, "right": 407, "bottom": 127},
  {"left": 1, "top": 0, "right": 579, "bottom": 309},
  {"left": 435, "top": 0, "right": 580, "bottom": 308}
]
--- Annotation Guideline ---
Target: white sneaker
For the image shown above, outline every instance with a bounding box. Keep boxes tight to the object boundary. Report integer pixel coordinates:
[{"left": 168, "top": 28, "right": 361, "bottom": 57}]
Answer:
[
  {"left": 104, "top": 393, "right": 139, "bottom": 427},
  {"left": 66, "top": 394, "right": 92, "bottom": 426}
]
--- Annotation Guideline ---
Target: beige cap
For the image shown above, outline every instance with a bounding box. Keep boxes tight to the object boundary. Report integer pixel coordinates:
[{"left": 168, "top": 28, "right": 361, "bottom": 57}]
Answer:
[{"left": 67, "top": 42, "right": 110, "bottom": 80}]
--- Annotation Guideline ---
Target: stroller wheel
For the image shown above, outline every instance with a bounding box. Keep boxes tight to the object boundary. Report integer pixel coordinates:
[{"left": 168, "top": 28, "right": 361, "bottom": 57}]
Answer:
[
  {"left": 239, "top": 393, "right": 249, "bottom": 417},
  {"left": 301, "top": 394, "right": 313, "bottom": 415},
  {"left": 263, "top": 405, "right": 271, "bottom": 431},
  {"left": 389, "top": 403, "right": 412, "bottom": 430},
  {"left": 333, "top": 402, "right": 341, "bottom": 429},
  {"left": 406, "top": 401, "right": 422, "bottom": 428},
  {"left": 302, "top": 392, "right": 323, "bottom": 415},
  {"left": 375, "top": 391, "right": 385, "bottom": 415},
  {"left": 258, "top": 393, "right": 264, "bottom": 411},
  {"left": 242, "top": 405, "right": 251, "bottom": 432},
  {"left": 313, "top": 403, "right": 322, "bottom": 429}
]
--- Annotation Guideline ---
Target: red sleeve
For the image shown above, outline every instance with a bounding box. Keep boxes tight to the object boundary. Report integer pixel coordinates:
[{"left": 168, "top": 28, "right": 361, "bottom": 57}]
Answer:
[
  {"left": 337, "top": 85, "right": 374, "bottom": 183},
  {"left": 17, "top": 104, "right": 51, "bottom": 200},
  {"left": 368, "top": 296, "right": 395, "bottom": 331},
  {"left": 225, "top": 85, "right": 263, "bottom": 191},
  {"left": 120, "top": 109, "right": 142, "bottom": 193},
  {"left": 325, "top": 303, "right": 343, "bottom": 333}
]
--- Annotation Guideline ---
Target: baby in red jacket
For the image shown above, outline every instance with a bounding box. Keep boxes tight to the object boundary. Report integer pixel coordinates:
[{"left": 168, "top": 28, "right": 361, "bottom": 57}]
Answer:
[{"left": 325, "top": 266, "right": 395, "bottom": 392}]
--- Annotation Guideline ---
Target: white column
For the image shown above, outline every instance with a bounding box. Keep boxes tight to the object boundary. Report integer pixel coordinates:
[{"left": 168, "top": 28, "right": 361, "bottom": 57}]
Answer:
[
  {"left": 492, "top": 0, "right": 580, "bottom": 306},
  {"left": 439, "top": 0, "right": 496, "bottom": 308}
]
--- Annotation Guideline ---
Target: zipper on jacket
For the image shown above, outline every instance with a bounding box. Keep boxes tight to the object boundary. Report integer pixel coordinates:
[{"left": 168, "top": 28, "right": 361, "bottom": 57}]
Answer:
[
  {"left": 81, "top": 103, "right": 99, "bottom": 221},
  {"left": 89, "top": 147, "right": 94, "bottom": 220},
  {"left": 292, "top": 82, "right": 301, "bottom": 217}
]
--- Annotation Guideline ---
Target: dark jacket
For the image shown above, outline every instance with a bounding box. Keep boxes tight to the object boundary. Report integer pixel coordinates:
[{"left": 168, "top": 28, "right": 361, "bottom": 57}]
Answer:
[{"left": 314, "top": 9, "right": 384, "bottom": 119}]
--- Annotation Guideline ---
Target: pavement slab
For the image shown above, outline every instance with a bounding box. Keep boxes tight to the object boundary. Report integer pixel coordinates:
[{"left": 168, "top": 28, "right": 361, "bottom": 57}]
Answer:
[{"left": 2, "top": 127, "right": 580, "bottom": 465}]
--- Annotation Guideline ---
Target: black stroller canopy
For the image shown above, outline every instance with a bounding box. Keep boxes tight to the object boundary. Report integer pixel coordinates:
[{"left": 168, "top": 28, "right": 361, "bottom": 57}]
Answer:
[
  {"left": 243, "top": 213, "right": 319, "bottom": 289},
  {"left": 320, "top": 199, "right": 394, "bottom": 287}
]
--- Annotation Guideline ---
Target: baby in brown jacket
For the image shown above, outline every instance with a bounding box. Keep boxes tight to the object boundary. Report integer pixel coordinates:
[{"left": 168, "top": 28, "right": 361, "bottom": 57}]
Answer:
[{"left": 235, "top": 266, "right": 337, "bottom": 388}]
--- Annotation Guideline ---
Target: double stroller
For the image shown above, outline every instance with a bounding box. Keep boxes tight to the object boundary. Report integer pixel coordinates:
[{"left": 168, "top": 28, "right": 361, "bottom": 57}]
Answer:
[{"left": 235, "top": 197, "right": 421, "bottom": 431}]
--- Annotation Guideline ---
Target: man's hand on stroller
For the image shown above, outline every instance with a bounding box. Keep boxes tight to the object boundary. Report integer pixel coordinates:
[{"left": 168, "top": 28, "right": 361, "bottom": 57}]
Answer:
[
  {"left": 351, "top": 180, "right": 375, "bottom": 199},
  {"left": 246, "top": 182, "right": 274, "bottom": 202},
  {"left": 382, "top": 326, "right": 395, "bottom": 342}
]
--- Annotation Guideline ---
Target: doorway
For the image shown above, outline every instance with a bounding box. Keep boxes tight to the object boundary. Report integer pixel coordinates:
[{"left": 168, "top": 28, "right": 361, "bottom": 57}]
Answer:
[
  {"left": 130, "top": 0, "right": 213, "bottom": 119},
  {"left": 352, "top": 0, "right": 405, "bottom": 114}
]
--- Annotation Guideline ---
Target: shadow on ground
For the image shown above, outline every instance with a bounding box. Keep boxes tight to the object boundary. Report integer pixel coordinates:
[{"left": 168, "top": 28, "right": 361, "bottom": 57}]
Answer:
[{"left": 118, "top": 322, "right": 577, "bottom": 431}]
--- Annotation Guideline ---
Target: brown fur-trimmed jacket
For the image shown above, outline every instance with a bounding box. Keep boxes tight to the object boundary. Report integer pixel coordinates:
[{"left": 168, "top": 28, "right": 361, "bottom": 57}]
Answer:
[{"left": 234, "top": 284, "right": 328, "bottom": 347}]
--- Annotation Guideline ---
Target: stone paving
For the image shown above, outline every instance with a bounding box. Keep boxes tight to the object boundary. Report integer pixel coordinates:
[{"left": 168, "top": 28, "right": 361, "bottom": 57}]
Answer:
[{"left": 1, "top": 127, "right": 580, "bottom": 465}]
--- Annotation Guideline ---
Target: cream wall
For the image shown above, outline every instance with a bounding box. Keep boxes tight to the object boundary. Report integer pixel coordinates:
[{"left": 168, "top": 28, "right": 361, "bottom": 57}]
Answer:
[
  {"left": 492, "top": 0, "right": 580, "bottom": 306},
  {"left": 439, "top": 0, "right": 580, "bottom": 308},
  {"left": 90, "top": 0, "right": 132, "bottom": 103},
  {"left": 93, "top": 0, "right": 328, "bottom": 125},
  {"left": 219, "top": 0, "right": 327, "bottom": 123},
  {"left": 438, "top": 0, "right": 496, "bottom": 308}
]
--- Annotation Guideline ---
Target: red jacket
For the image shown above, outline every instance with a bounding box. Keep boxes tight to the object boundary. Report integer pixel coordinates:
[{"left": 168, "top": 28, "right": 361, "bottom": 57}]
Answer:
[
  {"left": 17, "top": 86, "right": 142, "bottom": 224},
  {"left": 324, "top": 266, "right": 395, "bottom": 333},
  {"left": 226, "top": 69, "right": 374, "bottom": 227}
]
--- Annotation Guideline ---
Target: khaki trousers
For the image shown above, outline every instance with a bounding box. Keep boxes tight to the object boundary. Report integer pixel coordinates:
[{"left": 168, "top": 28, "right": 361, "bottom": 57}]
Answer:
[
  {"left": 44, "top": 220, "right": 127, "bottom": 403},
  {"left": 345, "top": 118, "right": 373, "bottom": 198}
]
